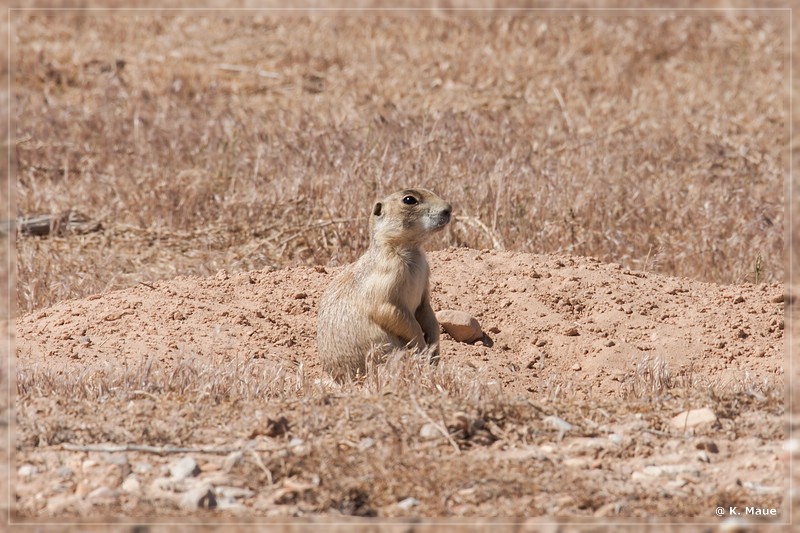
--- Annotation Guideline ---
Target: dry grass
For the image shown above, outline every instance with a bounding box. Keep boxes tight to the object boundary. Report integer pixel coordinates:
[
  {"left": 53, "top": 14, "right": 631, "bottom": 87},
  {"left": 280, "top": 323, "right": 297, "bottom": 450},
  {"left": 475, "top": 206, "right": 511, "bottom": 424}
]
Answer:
[
  {"left": 11, "top": 9, "right": 788, "bottom": 314},
  {"left": 8, "top": 7, "right": 791, "bottom": 520},
  {"left": 15, "top": 342, "right": 785, "bottom": 517}
]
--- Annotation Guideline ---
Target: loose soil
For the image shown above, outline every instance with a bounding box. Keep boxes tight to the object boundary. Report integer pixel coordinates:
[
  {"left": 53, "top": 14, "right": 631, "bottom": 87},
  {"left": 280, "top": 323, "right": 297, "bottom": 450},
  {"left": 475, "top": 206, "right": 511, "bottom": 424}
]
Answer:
[{"left": 12, "top": 249, "right": 791, "bottom": 524}]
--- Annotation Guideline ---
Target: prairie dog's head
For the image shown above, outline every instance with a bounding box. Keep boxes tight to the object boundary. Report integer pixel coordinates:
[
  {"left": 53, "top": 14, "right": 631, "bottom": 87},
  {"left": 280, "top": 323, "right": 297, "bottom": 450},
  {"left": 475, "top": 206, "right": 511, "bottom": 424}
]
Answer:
[{"left": 370, "top": 188, "right": 452, "bottom": 247}]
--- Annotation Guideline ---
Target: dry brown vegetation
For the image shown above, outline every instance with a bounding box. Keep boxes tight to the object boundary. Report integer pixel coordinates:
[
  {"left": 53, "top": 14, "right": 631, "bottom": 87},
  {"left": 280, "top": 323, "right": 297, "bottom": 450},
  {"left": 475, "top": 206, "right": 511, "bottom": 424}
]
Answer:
[
  {"left": 13, "top": 347, "right": 786, "bottom": 519},
  {"left": 12, "top": 9, "right": 788, "bottom": 314},
  {"left": 7, "top": 4, "right": 795, "bottom": 526}
]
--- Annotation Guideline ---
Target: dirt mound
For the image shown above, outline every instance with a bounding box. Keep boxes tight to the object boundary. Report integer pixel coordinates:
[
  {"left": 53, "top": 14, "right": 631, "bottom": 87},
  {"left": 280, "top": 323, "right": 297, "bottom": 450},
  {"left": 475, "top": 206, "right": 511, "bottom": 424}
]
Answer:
[
  {"left": 16, "top": 249, "right": 785, "bottom": 397},
  {"left": 13, "top": 249, "right": 790, "bottom": 520}
]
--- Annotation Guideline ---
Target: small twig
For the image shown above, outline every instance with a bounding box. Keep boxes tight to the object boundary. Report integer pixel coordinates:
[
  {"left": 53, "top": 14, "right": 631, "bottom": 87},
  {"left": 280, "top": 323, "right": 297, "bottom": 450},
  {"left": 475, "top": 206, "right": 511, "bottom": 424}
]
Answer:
[
  {"left": 247, "top": 449, "right": 273, "bottom": 485},
  {"left": 410, "top": 393, "right": 461, "bottom": 454},
  {"left": 61, "top": 443, "right": 239, "bottom": 455},
  {"left": 129, "top": 389, "right": 160, "bottom": 401},
  {"left": 552, "top": 86, "right": 573, "bottom": 134},
  {"left": 138, "top": 281, "right": 156, "bottom": 290},
  {"left": 218, "top": 63, "right": 280, "bottom": 79}
]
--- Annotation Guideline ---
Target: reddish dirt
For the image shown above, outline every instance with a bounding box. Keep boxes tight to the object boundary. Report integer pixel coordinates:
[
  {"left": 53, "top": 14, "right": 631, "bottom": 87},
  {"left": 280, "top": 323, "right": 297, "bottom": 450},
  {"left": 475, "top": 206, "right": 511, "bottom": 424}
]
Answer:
[
  {"left": 12, "top": 249, "right": 790, "bottom": 523},
  {"left": 16, "top": 249, "right": 785, "bottom": 398}
]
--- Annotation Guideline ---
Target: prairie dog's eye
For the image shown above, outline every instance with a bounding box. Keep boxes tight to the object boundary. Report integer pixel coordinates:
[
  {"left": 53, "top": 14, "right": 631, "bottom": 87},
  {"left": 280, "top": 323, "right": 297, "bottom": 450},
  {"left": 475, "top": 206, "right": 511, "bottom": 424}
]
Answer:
[{"left": 402, "top": 195, "right": 418, "bottom": 205}]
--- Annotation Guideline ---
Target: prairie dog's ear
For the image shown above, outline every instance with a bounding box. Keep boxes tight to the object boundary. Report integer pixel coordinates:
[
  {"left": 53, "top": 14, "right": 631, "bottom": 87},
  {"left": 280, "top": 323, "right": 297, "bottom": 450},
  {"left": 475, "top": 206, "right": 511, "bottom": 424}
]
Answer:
[{"left": 373, "top": 202, "right": 383, "bottom": 216}]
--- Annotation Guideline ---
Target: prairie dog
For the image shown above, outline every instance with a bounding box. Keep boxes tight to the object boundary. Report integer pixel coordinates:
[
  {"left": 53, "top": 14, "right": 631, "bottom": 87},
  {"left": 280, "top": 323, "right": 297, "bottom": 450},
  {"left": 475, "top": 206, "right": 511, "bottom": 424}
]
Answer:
[{"left": 317, "top": 188, "right": 452, "bottom": 380}]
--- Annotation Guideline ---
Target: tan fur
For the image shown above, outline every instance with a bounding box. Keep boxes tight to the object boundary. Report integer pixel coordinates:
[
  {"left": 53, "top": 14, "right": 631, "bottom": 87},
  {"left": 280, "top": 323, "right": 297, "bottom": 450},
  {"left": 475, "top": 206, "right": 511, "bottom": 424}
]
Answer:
[{"left": 317, "top": 188, "right": 452, "bottom": 380}]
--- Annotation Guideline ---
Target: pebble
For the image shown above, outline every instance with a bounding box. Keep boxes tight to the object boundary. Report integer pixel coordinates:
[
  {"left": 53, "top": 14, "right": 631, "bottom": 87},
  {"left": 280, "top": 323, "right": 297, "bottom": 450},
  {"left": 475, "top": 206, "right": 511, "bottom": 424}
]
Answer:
[
  {"left": 670, "top": 408, "right": 717, "bottom": 430},
  {"left": 571, "top": 363, "right": 582, "bottom": 371},
  {"left": 608, "top": 433, "right": 623, "bottom": 445},
  {"left": 783, "top": 438, "right": 799, "bottom": 456},
  {"left": 697, "top": 450, "right": 710, "bottom": 463},
  {"left": 436, "top": 310, "right": 483, "bottom": 343},
  {"left": 181, "top": 483, "right": 217, "bottom": 510},
  {"left": 397, "top": 497, "right": 419, "bottom": 510},
  {"left": 289, "top": 437, "right": 310, "bottom": 456},
  {"left": 419, "top": 423, "right": 441, "bottom": 440},
  {"left": 18, "top": 464, "right": 37, "bottom": 478},
  {"left": 169, "top": 456, "right": 200, "bottom": 481},
  {"left": 122, "top": 475, "right": 141, "bottom": 493},
  {"left": 133, "top": 461, "right": 153, "bottom": 475}
]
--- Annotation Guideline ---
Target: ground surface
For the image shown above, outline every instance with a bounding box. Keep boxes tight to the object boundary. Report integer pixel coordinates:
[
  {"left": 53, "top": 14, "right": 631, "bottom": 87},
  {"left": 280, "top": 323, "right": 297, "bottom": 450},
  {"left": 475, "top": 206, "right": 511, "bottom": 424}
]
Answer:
[
  {"left": 13, "top": 249, "right": 790, "bottom": 523},
  {"left": 5, "top": 3, "right": 796, "bottom": 529}
]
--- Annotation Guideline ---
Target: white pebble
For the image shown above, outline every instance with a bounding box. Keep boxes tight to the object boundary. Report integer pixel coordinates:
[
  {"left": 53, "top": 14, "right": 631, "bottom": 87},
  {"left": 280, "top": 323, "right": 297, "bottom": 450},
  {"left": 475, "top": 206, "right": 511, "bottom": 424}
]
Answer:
[
  {"left": 18, "top": 464, "right": 37, "bottom": 478},
  {"left": 169, "top": 456, "right": 199, "bottom": 481}
]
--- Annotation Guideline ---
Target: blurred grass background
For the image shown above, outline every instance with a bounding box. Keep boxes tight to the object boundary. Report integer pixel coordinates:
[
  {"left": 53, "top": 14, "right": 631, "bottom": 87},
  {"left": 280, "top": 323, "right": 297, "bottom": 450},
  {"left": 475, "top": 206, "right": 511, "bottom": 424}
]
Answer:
[{"left": 3, "top": 2, "right": 792, "bottom": 314}]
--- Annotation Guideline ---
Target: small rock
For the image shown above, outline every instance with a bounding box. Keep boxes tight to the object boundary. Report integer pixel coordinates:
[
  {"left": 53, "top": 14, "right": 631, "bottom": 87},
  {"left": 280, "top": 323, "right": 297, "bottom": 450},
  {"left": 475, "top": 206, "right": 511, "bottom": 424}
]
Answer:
[
  {"left": 736, "top": 329, "right": 749, "bottom": 339},
  {"left": 215, "top": 269, "right": 229, "bottom": 281},
  {"left": 288, "top": 437, "right": 309, "bottom": 456},
  {"left": 564, "top": 327, "right": 580, "bottom": 336},
  {"left": 133, "top": 461, "right": 153, "bottom": 475},
  {"left": 419, "top": 422, "right": 440, "bottom": 440},
  {"left": 488, "top": 326, "right": 501, "bottom": 334},
  {"left": 733, "top": 295, "right": 745, "bottom": 304},
  {"left": 293, "top": 292, "right": 307, "bottom": 299},
  {"left": 121, "top": 475, "right": 141, "bottom": 493},
  {"left": 604, "top": 340, "right": 615, "bottom": 347},
  {"left": 18, "top": 464, "right": 37, "bottom": 478},
  {"left": 608, "top": 433, "right": 623, "bottom": 445},
  {"left": 642, "top": 466, "right": 665, "bottom": 477},
  {"left": 670, "top": 408, "right": 717, "bottom": 430},
  {"left": 397, "top": 497, "right": 420, "bottom": 510},
  {"left": 436, "top": 310, "right": 483, "bottom": 343},
  {"left": 169, "top": 456, "right": 200, "bottom": 481},
  {"left": 571, "top": 363, "right": 582, "bottom": 371},
  {"left": 358, "top": 438, "right": 375, "bottom": 451},
  {"left": 771, "top": 293, "right": 785, "bottom": 304},
  {"left": 697, "top": 450, "right": 711, "bottom": 463},
  {"left": 181, "top": 483, "right": 217, "bottom": 510},
  {"left": 783, "top": 438, "right": 800, "bottom": 456}
]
